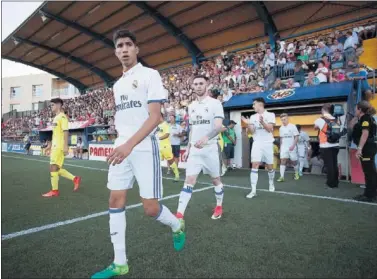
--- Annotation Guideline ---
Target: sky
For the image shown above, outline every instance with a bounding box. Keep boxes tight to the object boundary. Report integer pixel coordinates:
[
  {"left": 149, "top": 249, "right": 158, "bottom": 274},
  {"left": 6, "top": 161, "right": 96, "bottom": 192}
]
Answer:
[{"left": 2, "top": 1, "right": 45, "bottom": 77}]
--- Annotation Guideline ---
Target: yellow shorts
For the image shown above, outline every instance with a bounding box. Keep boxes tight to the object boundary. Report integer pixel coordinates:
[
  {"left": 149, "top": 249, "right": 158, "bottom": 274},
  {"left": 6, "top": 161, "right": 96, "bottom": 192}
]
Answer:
[
  {"left": 50, "top": 149, "right": 65, "bottom": 167},
  {"left": 160, "top": 145, "right": 174, "bottom": 161}
]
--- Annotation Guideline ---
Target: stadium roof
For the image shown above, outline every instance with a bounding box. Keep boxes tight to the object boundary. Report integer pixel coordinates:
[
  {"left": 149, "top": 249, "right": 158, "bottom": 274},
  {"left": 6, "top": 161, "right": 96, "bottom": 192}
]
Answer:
[{"left": 2, "top": 1, "right": 377, "bottom": 91}]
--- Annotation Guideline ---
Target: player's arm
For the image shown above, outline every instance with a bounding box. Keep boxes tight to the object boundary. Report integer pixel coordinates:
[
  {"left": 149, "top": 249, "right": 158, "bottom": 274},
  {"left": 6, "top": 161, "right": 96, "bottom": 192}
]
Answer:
[
  {"left": 62, "top": 116, "right": 69, "bottom": 154},
  {"left": 242, "top": 116, "right": 255, "bottom": 134},
  {"left": 260, "top": 115, "right": 274, "bottom": 133},
  {"left": 357, "top": 118, "right": 370, "bottom": 152},
  {"left": 195, "top": 101, "right": 224, "bottom": 148},
  {"left": 291, "top": 127, "right": 299, "bottom": 149},
  {"left": 159, "top": 125, "right": 170, "bottom": 140},
  {"left": 207, "top": 118, "right": 224, "bottom": 140},
  {"left": 128, "top": 103, "right": 162, "bottom": 148}
]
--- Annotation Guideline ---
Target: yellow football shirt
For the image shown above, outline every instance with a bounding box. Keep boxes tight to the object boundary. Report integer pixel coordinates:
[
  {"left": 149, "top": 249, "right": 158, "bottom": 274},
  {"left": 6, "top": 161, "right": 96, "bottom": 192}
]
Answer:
[
  {"left": 52, "top": 112, "right": 69, "bottom": 150},
  {"left": 158, "top": 121, "right": 171, "bottom": 148},
  {"left": 218, "top": 125, "right": 225, "bottom": 152}
]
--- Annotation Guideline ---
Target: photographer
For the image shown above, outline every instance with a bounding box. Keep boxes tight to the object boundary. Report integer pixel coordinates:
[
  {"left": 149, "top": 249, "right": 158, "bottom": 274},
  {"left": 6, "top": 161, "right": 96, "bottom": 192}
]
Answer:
[
  {"left": 314, "top": 104, "right": 342, "bottom": 188},
  {"left": 349, "top": 101, "right": 377, "bottom": 202}
]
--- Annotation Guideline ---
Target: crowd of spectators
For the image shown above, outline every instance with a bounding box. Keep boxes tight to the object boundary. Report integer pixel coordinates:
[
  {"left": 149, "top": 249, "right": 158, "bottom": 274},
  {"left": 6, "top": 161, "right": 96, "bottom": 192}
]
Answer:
[{"left": 2, "top": 20, "right": 376, "bottom": 140}]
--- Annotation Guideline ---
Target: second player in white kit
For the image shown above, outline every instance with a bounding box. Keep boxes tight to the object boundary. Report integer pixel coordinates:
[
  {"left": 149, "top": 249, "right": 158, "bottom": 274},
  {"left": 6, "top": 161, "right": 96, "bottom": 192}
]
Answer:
[
  {"left": 176, "top": 75, "right": 225, "bottom": 220},
  {"left": 241, "top": 97, "right": 276, "bottom": 198},
  {"left": 278, "top": 113, "right": 300, "bottom": 182},
  {"left": 296, "top": 124, "right": 310, "bottom": 176}
]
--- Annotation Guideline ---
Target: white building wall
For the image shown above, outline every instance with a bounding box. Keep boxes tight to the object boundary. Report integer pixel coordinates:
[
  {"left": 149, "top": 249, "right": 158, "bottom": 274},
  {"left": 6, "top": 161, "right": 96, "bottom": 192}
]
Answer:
[
  {"left": 2, "top": 73, "right": 53, "bottom": 114},
  {"left": 2, "top": 73, "right": 80, "bottom": 114}
]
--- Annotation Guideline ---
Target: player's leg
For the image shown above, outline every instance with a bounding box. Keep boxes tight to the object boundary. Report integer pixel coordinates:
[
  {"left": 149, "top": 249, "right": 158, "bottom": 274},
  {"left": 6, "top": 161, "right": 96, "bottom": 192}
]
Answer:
[
  {"left": 91, "top": 158, "right": 135, "bottom": 279},
  {"left": 55, "top": 149, "right": 81, "bottom": 191},
  {"left": 298, "top": 147, "right": 306, "bottom": 176},
  {"left": 133, "top": 140, "right": 185, "bottom": 251},
  {"left": 42, "top": 149, "right": 63, "bottom": 197},
  {"left": 203, "top": 145, "right": 224, "bottom": 219},
  {"left": 290, "top": 150, "right": 300, "bottom": 180},
  {"left": 177, "top": 151, "right": 202, "bottom": 217},
  {"left": 264, "top": 144, "right": 276, "bottom": 191},
  {"left": 165, "top": 145, "right": 179, "bottom": 181},
  {"left": 247, "top": 143, "right": 261, "bottom": 198},
  {"left": 278, "top": 148, "right": 288, "bottom": 181}
]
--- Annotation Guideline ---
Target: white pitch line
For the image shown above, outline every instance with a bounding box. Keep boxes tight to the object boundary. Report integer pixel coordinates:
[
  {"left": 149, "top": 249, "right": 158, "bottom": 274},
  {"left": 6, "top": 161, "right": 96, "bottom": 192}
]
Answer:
[
  {"left": 3, "top": 154, "right": 377, "bottom": 206},
  {"left": 1, "top": 185, "right": 213, "bottom": 241},
  {"left": 2, "top": 154, "right": 376, "bottom": 241}
]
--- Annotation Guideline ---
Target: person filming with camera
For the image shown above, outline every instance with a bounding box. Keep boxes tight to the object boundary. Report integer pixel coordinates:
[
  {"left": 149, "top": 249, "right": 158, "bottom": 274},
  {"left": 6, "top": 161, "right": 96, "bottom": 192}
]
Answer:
[
  {"left": 349, "top": 101, "right": 377, "bottom": 202},
  {"left": 314, "top": 104, "right": 342, "bottom": 189}
]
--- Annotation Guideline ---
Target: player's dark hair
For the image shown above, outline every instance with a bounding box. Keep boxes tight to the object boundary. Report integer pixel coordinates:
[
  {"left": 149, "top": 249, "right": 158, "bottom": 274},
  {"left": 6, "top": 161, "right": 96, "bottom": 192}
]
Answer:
[
  {"left": 253, "top": 97, "right": 265, "bottom": 105},
  {"left": 193, "top": 75, "right": 208, "bottom": 82},
  {"left": 50, "top": 98, "right": 63, "bottom": 106},
  {"left": 280, "top": 113, "right": 288, "bottom": 118},
  {"left": 296, "top": 124, "right": 302, "bottom": 131},
  {"left": 113, "top": 29, "right": 137, "bottom": 46}
]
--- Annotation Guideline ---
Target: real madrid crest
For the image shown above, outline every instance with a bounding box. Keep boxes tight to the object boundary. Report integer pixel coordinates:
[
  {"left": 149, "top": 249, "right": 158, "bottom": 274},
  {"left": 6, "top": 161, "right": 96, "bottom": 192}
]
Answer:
[{"left": 132, "top": 80, "right": 138, "bottom": 89}]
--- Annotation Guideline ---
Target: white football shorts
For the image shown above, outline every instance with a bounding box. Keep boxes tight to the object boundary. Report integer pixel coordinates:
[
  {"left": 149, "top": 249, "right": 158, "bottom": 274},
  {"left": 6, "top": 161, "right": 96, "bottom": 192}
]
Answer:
[
  {"left": 251, "top": 141, "right": 274, "bottom": 165},
  {"left": 280, "top": 146, "right": 298, "bottom": 161},
  {"left": 186, "top": 144, "right": 221, "bottom": 178},
  {"left": 107, "top": 136, "right": 163, "bottom": 199}
]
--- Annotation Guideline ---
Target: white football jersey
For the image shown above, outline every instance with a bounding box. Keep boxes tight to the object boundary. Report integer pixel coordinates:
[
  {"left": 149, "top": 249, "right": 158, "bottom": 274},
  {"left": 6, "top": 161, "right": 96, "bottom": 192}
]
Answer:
[
  {"left": 298, "top": 131, "right": 310, "bottom": 148},
  {"left": 113, "top": 63, "right": 167, "bottom": 147},
  {"left": 279, "top": 123, "right": 299, "bottom": 148},
  {"left": 189, "top": 96, "right": 224, "bottom": 145},
  {"left": 250, "top": 110, "right": 275, "bottom": 143}
]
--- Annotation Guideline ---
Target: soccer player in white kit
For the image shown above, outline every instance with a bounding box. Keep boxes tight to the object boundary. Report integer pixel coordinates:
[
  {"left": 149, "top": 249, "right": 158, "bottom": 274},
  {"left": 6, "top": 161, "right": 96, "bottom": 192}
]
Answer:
[
  {"left": 296, "top": 124, "right": 310, "bottom": 176},
  {"left": 241, "top": 97, "right": 276, "bottom": 198},
  {"left": 176, "top": 75, "right": 225, "bottom": 220},
  {"left": 91, "top": 30, "right": 185, "bottom": 279},
  {"left": 277, "top": 113, "right": 300, "bottom": 182}
]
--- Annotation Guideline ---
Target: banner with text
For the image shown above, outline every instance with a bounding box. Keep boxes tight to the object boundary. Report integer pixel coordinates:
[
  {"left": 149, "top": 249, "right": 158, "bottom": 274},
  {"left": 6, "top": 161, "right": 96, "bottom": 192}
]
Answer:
[{"left": 89, "top": 143, "right": 187, "bottom": 168}]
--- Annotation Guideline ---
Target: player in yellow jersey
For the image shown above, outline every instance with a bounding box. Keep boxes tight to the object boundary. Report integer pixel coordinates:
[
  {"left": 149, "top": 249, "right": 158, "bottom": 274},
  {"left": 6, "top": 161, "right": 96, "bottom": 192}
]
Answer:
[
  {"left": 42, "top": 98, "right": 81, "bottom": 197},
  {"left": 219, "top": 124, "right": 228, "bottom": 176},
  {"left": 158, "top": 114, "right": 180, "bottom": 181}
]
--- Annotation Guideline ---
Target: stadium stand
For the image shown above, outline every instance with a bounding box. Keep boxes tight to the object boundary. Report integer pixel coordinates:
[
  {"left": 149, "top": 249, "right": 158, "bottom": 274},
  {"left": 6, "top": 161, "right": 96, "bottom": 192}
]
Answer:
[{"left": 1, "top": 2, "right": 376, "bottom": 144}]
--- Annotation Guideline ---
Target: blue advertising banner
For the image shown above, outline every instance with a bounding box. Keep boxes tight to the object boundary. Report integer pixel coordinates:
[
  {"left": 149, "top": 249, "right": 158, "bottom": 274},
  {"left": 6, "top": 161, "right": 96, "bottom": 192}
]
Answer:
[
  {"left": 223, "top": 81, "right": 353, "bottom": 110},
  {"left": 6, "top": 142, "right": 26, "bottom": 153}
]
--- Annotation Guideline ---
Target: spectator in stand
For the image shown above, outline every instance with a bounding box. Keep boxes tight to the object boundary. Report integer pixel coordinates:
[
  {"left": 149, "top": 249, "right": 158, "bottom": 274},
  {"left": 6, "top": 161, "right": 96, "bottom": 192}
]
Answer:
[
  {"left": 330, "top": 38, "right": 343, "bottom": 54},
  {"left": 294, "top": 60, "right": 308, "bottom": 86},
  {"left": 329, "top": 69, "right": 345, "bottom": 83},
  {"left": 297, "top": 50, "right": 309, "bottom": 63},
  {"left": 343, "top": 31, "right": 357, "bottom": 66},
  {"left": 315, "top": 62, "right": 329, "bottom": 83},
  {"left": 263, "top": 48, "right": 275, "bottom": 71},
  {"left": 348, "top": 64, "right": 373, "bottom": 101},
  {"left": 321, "top": 55, "right": 331, "bottom": 69},
  {"left": 273, "top": 78, "right": 287, "bottom": 90},
  {"left": 316, "top": 41, "right": 331, "bottom": 60},
  {"left": 359, "top": 20, "right": 376, "bottom": 40},
  {"left": 287, "top": 78, "right": 301, "bottom": 88},
  {"left": 331, "top": 49, "right": 344, "bottom": 62},
  {"left": 304, "top": 71, "right": 320, "bottom": 87}
]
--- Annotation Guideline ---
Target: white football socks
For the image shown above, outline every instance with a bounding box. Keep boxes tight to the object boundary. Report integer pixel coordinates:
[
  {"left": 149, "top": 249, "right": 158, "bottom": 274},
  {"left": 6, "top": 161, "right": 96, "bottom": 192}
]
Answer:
[
  {"left": 280, "top": 165, "right": 286, "bottom": 178},
  {"left": 109, "top": 208, "right": 127, "bottom": 266},
  {"left": 156, "top": 204, "right": 181, "bottom": 232},
  {"left": 268, "top": 169, "right": 275, "bottom": 184},
  {"left": 299, "top": 157, "right": 305, "bottom": 173},
  {"left": 177, "top": 184, "right": 193, "bottom": 215},
  {"left": 250, "top": 169, "right": 258, "bottom": 194},
  {"left": 214, "top": 184, "right": 224, "bottom": 206}
]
